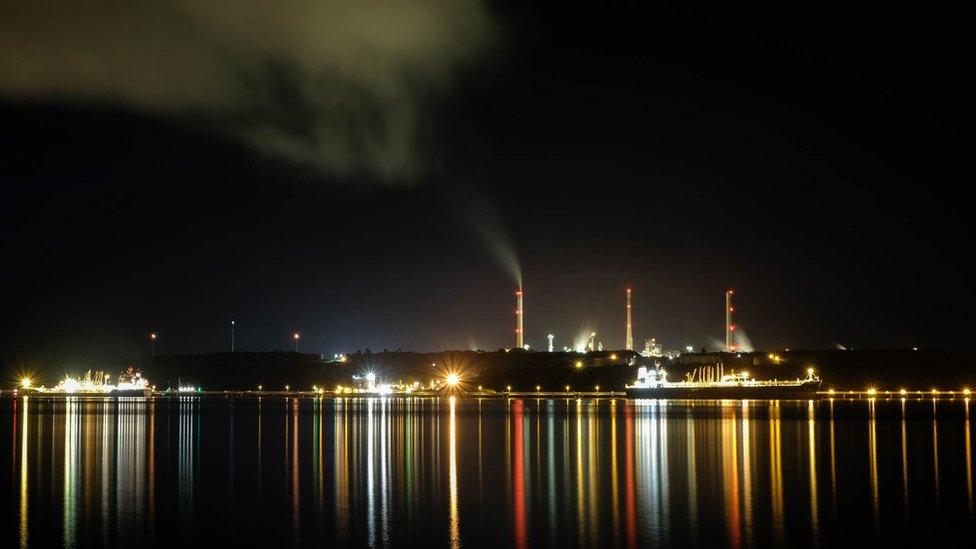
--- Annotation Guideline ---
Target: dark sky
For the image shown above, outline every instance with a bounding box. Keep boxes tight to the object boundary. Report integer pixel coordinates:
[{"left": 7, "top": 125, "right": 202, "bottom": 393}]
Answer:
[{"left": 2, "top": 3, "right": 974, "bottom": 369}]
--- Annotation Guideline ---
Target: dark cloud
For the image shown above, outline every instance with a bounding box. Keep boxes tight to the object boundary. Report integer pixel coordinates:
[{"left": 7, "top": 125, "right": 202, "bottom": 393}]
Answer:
[{"left": 0, "top": 1, "right": 495, "bottom": 182}]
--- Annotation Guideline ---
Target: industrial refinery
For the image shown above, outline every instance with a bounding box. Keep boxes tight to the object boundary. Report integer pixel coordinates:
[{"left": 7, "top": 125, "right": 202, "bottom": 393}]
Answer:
[{"left": 512, "top": 284, "right": 741, "bottom": 361}]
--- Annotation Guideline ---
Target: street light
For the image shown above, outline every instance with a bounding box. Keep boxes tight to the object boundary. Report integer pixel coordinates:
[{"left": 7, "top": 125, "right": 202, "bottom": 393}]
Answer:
[
  {"left": 150, "top": 332, "right": 157, "bottom": 358},
  {"left": 293, "top": 332, "right": 300, "bottom": 352}
]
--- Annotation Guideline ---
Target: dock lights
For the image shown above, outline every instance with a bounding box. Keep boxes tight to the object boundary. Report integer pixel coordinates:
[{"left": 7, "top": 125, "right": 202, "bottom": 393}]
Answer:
[
  {"left": 477, "top": 385, "right": 482, "bottom": 391},
  {"left": 536, "top": 385, "right": 541, "bottom": 392},
  {"left": 257, "top": 385, "right": 263, "bottom": 391},
  {"left": 595, "top": 385, "right": 600, "bottom": 391},
  {"left": 575, "top": 360, "right": 583, "bottom": 369},
  {"left": 609, "top": 354, "right": 617, "bottom": 361},
  {"left": 285, "top": 385, "right": 290, "bottom": 391},
  {"left": 807, "top": 367, "right": 815, "bottom": 377},
  {"left": 566, "top": 385, "right": 571, "bottom": 392},
  {"left": 445, "top": 373, "right": 460, "bottom": 387},
  {"left": 827, "top": 389, "right": 835, "bottom": 395},
  {"left": 900, "top": 388, "right": 907, "bottom": 396},
  {"left": 19, "top": 377, "right": 32, "bottom": 389},
  {"left": 965, "top": 388, "right": 972, "bottom": 396},
  {"left": 867, "top": 388, "right": 877, "bottom": 396},
  {"left": 506, "top": 385, "right": 512, "bottom": 392}
]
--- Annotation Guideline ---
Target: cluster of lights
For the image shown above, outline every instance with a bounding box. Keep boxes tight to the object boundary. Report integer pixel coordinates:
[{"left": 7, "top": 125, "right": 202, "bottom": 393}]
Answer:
[{"left": 826, "top": 387, "right": 973, "bottom": 397}]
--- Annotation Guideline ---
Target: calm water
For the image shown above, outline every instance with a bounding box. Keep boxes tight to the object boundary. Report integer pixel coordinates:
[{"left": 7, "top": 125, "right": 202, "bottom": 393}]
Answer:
[{"left": 2, "top": 395, "right": 976, "bottom": 547}]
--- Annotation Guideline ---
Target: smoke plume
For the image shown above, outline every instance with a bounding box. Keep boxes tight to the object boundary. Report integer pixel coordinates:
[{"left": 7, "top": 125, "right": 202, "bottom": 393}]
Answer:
[
  {"left": 0, "top": 1, "right": 494, "bottom": 182},
  {"left": 710, "top": 329, "right": 756, "bottom": 353},
  {"left": 449, "top": 186, "right": 522, "bottom": 287}
]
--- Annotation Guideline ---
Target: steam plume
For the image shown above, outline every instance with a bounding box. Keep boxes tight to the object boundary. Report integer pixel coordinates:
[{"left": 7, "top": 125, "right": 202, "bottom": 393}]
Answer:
[{"left": 0, "top": 1, "right": 494, "bottom": 182}]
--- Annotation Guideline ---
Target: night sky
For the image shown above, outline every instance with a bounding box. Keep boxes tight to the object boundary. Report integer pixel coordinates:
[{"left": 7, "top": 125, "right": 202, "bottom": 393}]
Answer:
[{"left": 2, "top": 3, "right": 973, "bottom": 369}]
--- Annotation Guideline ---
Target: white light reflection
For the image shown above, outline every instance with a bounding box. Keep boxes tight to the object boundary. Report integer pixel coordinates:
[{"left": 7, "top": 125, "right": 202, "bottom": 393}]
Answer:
[
  {"left": 63, "top": 397, "right": 80, "bottom": 546},
  {"left": 380, "top": 398, "right": 390, "bottom": 544},
  {"left": 178, "top": 396, "right": 196, "bottom": 529},
  {"left": 367, "top": 398, "right": 376, "bottom": 547},
  {"left": 635, "top": 399, "right": 668, "bottom": 540}
]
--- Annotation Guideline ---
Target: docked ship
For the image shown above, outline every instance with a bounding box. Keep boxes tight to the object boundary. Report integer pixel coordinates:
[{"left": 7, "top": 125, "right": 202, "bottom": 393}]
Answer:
[
  {"left": 29, "top": 367, "right": 153, "bottom": 397},
  {"left": 626, "top": 364, "right": 822, "bottom": 399}
]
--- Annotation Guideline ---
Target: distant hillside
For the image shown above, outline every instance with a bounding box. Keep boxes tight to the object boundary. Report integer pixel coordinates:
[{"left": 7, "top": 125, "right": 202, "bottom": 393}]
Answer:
[
  {"left": 134, "top": 348, "right": 976, "bottom": 392},
  {"left": 142, "top": 350, "right": 643, "bottom": 391}
]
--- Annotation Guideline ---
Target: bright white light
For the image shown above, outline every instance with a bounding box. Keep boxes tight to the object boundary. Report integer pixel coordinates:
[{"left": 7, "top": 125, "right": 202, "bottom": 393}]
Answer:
[{"left": 445, "top": 373, "right": 460, "bottom": 386}]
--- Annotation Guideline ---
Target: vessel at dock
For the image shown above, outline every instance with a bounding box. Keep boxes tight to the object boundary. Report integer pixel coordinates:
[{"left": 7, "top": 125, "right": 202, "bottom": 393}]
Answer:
[
  {"left": 28, "top": 367, "right": 152, "bottom": 397},
  {"left": 626, "top": 365, "right": 821, "bottom": 399}
]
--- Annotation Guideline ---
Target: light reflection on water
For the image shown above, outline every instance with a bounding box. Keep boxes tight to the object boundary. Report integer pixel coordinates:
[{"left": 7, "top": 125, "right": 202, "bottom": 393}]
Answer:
[{"left": 3, "top": 396, "right": 976, "bottom": 547}]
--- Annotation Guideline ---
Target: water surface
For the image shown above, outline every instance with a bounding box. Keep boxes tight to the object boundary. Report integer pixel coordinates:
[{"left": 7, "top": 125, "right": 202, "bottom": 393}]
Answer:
[{"left": 2, "top": 395, "right": 975, "bottom": 547}]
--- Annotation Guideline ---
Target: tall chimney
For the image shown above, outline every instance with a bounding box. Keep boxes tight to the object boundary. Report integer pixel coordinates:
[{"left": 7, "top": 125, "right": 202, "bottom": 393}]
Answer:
[
  {"left": 725, "top": 289, "right": 734, "bottom": 352},
  {"left": 515, "top": 289, "right": 524, "bottom": 349},
  {"left": 625, "top": 288, "right": 633, "bottom": 351}
]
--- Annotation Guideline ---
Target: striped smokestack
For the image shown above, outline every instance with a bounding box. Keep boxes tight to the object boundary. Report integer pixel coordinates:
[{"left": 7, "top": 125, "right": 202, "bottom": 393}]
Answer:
[
  {"left": 625, "top": 288, "right": 633, "bottom": 351},
  {"left": 515, "top": 289, "right": 524, "bottom": 349},
  {"left": 725, "top": 289, "right": 734, "bottom": 352}
]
